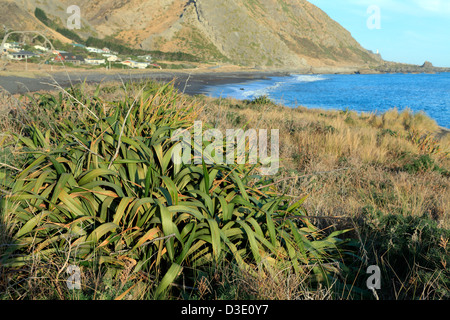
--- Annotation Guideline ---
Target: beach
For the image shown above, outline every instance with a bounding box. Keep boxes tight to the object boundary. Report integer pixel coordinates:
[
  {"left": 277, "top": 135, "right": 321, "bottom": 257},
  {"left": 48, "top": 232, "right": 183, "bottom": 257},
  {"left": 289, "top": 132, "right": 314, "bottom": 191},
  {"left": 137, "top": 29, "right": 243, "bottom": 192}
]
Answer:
[{"left": 0, "top": 67, "right": 290, "bottom": 96}]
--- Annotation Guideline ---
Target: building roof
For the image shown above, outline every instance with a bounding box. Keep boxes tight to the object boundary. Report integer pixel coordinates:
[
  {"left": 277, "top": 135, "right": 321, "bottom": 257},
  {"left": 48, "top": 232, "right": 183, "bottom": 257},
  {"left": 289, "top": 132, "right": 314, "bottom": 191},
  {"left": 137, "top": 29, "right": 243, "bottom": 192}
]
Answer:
[{"left": 58, "top": 52, "right": 85, "bottom": 61}]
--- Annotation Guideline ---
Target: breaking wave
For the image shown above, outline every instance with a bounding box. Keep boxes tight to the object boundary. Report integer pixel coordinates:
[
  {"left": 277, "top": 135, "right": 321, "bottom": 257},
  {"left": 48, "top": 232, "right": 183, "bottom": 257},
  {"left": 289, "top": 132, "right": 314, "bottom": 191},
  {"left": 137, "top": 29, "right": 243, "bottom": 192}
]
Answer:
[{"left": 211, "top": 74, "right": 329, "bottom": 100}]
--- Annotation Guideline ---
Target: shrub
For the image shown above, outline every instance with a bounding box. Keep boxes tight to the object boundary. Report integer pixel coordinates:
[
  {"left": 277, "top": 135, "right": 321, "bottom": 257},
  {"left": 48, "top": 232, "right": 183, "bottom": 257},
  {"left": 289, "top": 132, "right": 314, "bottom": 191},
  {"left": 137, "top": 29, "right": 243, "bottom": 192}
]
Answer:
[
  {"left": 0, "top": 82, "right": 351, "bottom": 299},
  {"left": 34, "top": 7, "right": 50, "bottom": 26},
  {"left": 56, "top": 27, "right": 84, "bottom": 44},
  {"left": 402, "top": 154, "right": 449, "bottom": 176},
  {"left": 360, "top": 213, "right": 450, "bottom": 299},
  {"left": 247, "top": 95, "right": 273, "bottom": 105}
]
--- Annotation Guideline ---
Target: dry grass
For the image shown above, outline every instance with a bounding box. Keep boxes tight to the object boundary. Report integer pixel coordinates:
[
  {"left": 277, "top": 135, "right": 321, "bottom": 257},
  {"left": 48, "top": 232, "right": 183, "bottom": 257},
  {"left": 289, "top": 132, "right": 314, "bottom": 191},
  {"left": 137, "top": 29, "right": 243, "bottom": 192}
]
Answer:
[
  {"left": 0, "top": 252, "right": 151, "bottom": 300},
  {"left": 1, "top": 81, "right": 449, "bottom": 300},
  {"left": 184, "top": 258, "right": 339, "bottom": 300},
  {"left": 232, "top": 267, "right": 336, "bottom": 300},
  {"left": 197, "top": 96, "right": 450, "bottom": 228},
  {"left": 194, "top": 95, "right": 450, "bottom": 300}
]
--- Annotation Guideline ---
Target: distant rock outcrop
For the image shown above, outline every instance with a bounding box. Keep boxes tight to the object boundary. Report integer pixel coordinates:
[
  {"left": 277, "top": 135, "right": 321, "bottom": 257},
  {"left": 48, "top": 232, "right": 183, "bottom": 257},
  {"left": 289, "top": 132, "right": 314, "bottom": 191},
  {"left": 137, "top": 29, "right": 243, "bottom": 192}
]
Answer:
[{"left": 374, "top": 60, "right": 450, "bottom": 74}]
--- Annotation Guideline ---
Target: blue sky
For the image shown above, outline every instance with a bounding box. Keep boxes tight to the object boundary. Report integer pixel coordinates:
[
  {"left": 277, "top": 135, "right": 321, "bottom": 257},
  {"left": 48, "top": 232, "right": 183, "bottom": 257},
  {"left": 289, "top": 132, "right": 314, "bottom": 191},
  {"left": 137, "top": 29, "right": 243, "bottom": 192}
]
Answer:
[{"left": 308, "top": 0, "right": 450, "bottom": 67}]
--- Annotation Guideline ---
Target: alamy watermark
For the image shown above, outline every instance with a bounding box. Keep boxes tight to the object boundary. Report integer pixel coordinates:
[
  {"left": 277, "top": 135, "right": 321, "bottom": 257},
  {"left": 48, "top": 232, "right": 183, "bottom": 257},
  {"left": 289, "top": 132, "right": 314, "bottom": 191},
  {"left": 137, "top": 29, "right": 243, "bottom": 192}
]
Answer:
[
  {"left": 367, "top": 5, "right": 381, "bottom": 30},
  {"left": 366, "top": 265, "right": 381, "bottom": 290},
  {"left": 66, "top": 265, "right": 81, "bottom": 290},
  {"left": 67, "top": 5, "right": 81, "bottom": 30},
  {"left": 171, "top": 121, "right": 280, "bottom": 175}
]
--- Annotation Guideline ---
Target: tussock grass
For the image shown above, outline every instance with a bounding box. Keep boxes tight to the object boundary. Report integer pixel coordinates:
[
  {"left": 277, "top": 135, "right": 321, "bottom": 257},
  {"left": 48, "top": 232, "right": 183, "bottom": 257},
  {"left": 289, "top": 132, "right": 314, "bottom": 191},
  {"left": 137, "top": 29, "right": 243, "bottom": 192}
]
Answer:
[
  {"left": 0, "top": 80, "right": 354, "bottom": 300},
  {"left": 199, "top": 95, "right": 450, "bottom": 226},
  {"left": 1, "top": 81, "right": 449, "bottom": 300},
  {"left": 196, "top": 94, "right": 450, "bottom": 300}
]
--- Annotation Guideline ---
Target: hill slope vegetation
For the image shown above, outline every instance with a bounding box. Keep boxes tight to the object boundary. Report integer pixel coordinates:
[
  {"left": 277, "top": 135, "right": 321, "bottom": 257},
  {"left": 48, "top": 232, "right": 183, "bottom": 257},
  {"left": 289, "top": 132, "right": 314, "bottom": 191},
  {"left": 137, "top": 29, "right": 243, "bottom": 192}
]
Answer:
[{"left": 2, "top": 0, "right": 380, "bottom": 68}]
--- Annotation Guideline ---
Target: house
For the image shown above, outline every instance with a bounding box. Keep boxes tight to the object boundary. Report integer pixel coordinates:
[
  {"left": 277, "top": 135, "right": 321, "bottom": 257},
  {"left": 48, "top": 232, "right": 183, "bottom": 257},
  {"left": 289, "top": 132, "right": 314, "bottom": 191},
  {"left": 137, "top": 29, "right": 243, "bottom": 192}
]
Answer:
[
  {"left": 86, "top": 47, "right": 103, "bottom": 54},
  {"left": 72, "top": 43, "right": 86, "bottom": 49},
  {"left": 85, "top": 58, "right": 106, "bottom": 65},
  {"left": 7, "top": 51, "right": 38, "bottom": 60},
  {"left": 102, "top": 47, "right": 111, "bottom": 54},
  {"left": 121, "top": 60, "right": 149, "bottom": 69},
  {"left": 54, "top": 52, "right": 85, "bottom": 65},
  {"left": 102, "top": 54, "right": 119, "bottom": 62},
  {"left": 3, "top": 42, "right": 21, "bottom": 51},
  {"left": 34, "top": 45, "right": 49, "bottom": 52}
]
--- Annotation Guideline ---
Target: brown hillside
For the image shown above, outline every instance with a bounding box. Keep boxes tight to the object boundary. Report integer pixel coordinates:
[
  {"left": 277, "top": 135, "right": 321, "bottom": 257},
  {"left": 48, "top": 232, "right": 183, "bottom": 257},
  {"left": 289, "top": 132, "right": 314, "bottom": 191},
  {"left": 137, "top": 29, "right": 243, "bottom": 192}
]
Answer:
[{"left": 2, "top": 0, "right": 380, "bottom": 69}]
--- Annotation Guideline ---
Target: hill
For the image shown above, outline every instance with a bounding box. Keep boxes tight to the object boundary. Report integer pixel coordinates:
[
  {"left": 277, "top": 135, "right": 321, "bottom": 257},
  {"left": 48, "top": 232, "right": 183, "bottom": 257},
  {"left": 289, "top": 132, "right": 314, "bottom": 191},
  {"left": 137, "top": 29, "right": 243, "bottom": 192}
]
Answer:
[{"left": 1, "top": 0, "right": 381, "bottom": 69}]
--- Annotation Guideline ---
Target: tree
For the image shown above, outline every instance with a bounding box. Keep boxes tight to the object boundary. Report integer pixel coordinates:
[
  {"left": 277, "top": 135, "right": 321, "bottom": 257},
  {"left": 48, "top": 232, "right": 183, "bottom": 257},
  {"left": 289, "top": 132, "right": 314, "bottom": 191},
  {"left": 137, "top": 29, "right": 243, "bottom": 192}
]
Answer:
[{"left": 34, "top": 7, "right": 50, "bottom": 26}]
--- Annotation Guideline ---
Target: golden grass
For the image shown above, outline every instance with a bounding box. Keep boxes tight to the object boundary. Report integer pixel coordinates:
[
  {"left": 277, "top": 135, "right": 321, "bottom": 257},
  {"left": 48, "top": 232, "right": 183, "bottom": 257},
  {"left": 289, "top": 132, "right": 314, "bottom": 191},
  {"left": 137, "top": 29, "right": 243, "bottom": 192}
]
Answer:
[{"left": 197, "top": 96, "right": 450, "bottom": 227}]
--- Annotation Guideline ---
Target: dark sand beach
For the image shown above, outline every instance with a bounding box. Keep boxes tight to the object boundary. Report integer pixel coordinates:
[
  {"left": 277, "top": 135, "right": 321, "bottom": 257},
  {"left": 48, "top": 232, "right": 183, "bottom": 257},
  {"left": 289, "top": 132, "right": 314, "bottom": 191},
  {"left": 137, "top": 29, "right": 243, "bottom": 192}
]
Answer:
[{"left": 0, "top": 69, "right": 289, "bottom": 96}]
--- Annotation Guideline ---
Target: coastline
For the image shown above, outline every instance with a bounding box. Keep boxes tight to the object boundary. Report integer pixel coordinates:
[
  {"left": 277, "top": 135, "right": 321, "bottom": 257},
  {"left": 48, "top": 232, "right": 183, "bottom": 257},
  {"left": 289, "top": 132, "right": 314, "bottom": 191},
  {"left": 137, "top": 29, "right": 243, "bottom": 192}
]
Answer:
[
  {"left": 1, "top": 68, "right": 449, "bottom": 131},
  {"left": 1, "top": 60, "right": 450, "bottom": 96},
  {"left": 0, "top": 68, "right": 289, "bottom": 96}
]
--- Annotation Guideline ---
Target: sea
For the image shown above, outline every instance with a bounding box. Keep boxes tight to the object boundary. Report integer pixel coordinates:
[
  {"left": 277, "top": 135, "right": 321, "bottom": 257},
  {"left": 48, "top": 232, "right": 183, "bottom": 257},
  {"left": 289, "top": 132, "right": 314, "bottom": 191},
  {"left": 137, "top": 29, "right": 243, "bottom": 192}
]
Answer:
[{"left": 204, "top": 72, "right": 450, "bottom": 129}]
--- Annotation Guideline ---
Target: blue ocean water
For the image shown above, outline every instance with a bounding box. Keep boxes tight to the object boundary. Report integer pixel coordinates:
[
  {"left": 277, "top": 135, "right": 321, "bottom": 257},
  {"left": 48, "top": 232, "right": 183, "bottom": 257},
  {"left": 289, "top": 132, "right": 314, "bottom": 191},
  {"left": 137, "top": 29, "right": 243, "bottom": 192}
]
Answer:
[{"left": 204, "top": 73, "right": 450, "bottom": 128}]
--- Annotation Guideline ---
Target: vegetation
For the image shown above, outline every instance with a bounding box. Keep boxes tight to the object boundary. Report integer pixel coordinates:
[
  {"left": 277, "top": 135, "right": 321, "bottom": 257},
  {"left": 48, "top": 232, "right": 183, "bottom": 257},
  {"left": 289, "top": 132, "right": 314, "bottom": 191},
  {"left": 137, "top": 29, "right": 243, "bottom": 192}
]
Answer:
[
  {"left": 33, "top": 7, "right": 200, "bottom": 64},
  {"left": 34, "top": 7, "right": 51, "bottom": 27},
  {"left": 0, "top": 80, "right": 449, "bottom": 300},
  {"left": 85, "top": 36, "right": 200, "bottom": 62},
  {"left": 56, "top": 28, "right": 84, "bottom": 44},
  {"left": 197, "top": 93, "right": 450, "bottom": 299},
  {"left": 0, "top": 81, "right": 354, "bottom": 300}
]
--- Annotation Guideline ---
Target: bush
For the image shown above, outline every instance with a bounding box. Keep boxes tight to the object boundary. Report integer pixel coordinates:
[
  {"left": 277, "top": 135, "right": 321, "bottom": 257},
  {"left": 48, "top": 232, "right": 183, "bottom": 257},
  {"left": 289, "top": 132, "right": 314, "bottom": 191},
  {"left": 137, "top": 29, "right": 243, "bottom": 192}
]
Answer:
[
  {"left": 56, "top": 27, "right": 84, "bottom": 44},
  {"left": 0, "top": 81, "right": 351, "bottom": 299},
  {"left": 34, "top": 7, "right": 50, "bottom": 26},
  {"left": 246, "top": 95, "right": 273, "bottom": 105},
  {"left": 402, "top": 154, "right": 449, "bottom": 176},
  {"left": 360, "top": 213, "right": 450, "bottom": 299}
]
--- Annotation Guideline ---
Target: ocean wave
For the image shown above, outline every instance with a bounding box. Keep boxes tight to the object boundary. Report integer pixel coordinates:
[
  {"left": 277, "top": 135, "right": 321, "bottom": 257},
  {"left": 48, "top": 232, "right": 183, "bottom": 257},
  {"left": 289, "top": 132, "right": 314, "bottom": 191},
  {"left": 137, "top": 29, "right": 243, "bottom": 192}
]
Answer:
[
  {"left": 240, "top": 82, "right": 282, "bottom": 99},
  {"left": 291, "top": 74, "right": 328, "bottom": 82},
  {"left": 239, "top": 74, "right": 328, "bottom": 99}
]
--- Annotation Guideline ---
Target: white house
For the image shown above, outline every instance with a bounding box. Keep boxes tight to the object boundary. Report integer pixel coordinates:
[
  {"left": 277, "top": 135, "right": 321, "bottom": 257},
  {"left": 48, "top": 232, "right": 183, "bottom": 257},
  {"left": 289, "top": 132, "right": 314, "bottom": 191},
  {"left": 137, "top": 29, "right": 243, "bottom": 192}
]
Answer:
[
  {"left": 3, "top": 42, "right": 21, "bottom": 50},
  {"left": 86, "top": 47, "right": 103, "bottom": 54},
  {"left": 121, "top": 60, "right": 149, "bottom": 69},
  {"left": 34, "top": 45, "right": 49, "bottom": 52},
  {"left": 85, "top": 58, "right": 106, "bottom": 65},
  {"left": 102, "top": 54, "right": 119, "bottom": 61},
  {"left": 7, "top": 50, "right": 38, "bottom": 60}
]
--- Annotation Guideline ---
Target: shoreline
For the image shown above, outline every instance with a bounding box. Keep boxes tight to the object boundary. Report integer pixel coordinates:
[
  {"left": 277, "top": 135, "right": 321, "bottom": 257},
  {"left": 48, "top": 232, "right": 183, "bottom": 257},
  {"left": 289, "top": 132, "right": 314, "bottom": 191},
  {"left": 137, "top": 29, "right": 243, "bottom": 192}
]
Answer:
[
  {"left": 0, "top": 69, "right": 289, "bottom": 96},
  {"left": 1, "top": 68, "right": 449, "bottom": 132},
  {"left": 2, "top": 67, "right": 450, "bottom": 96}
]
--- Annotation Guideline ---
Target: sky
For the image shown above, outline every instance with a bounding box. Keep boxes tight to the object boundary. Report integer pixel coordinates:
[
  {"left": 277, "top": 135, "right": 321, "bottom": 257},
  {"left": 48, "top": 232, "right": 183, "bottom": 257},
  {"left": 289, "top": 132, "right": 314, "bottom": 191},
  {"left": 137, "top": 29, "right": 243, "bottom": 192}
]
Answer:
[{"left": 308, "top": 0, "right": 450, "bottom": 67}]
